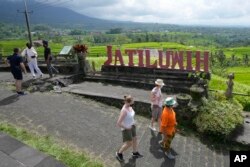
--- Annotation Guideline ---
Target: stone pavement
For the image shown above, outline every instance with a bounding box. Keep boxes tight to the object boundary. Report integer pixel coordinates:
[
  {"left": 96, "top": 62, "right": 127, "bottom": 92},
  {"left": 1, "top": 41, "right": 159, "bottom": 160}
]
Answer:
[
  {"left": 63, "top": 82, "right": 250, "bottom": 146},
  {"left": 62, "top": 82, "right": 170, "bottom": 104},
  {"left": 0, "top": 132, "right": 66, "bottom": 167},
  {"left": 0, "top": 73, "right": 67, "bottom": 167},
  {"left": 231, "top": 113, "right": 250, "bottom": 145},
  {"left": 0, "top": 72, "right": 232, "bottom": 167}
]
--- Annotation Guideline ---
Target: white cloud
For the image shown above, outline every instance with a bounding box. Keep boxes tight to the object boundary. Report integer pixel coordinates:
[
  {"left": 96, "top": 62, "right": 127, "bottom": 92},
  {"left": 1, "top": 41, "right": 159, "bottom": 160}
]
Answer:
[{"left": 35, "top": 0, "right": 250, "bottom": 26}]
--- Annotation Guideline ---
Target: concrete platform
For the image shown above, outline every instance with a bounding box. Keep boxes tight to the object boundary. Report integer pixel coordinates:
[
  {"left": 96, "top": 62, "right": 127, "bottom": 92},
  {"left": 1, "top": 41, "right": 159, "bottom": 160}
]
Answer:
[{"left": 0, "top": 72, "right": 249, "bottom": 167}]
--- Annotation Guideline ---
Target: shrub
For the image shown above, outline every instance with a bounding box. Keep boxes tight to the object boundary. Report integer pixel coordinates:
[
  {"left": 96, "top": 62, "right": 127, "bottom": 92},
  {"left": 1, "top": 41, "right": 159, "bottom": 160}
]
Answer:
[
  {"left": 235, "top": 96, "right": 250, "bottom": 111},
  {"left": 193, "top": 96, "right": 244, "bottom": 139}
]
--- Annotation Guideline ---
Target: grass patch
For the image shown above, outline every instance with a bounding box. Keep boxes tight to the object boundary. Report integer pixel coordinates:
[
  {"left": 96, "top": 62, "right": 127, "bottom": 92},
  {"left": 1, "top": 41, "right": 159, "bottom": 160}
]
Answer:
[
  {"left": 209, "top": 73, "right": 250, "bottom": 111},
  {"left": 0, "top": 122, "right": 103, "bottom": 167},
  {"left": 210, "top": 67, "right": 250, "bottom": 91},
  {"left": 0, "top": 40, "right": 204, "bottom": 58},
  {"left": 0, "top": 39, "right": 63, "bottom": 57},
  {"left": 227, "top": 66, "right": 250, "bottom": 85},
  {"left": 224, "top": 46, "right": 250, "bottom": 58}
]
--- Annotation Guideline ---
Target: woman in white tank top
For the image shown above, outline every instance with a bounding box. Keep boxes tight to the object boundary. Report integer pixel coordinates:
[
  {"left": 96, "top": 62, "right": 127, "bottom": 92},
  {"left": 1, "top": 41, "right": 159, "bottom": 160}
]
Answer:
[
  {"left": 120, "top": 104, "right": 135, "bottom": 130},
  {"left": 115, "top": 95, "right": 143, "bottom": 162}
]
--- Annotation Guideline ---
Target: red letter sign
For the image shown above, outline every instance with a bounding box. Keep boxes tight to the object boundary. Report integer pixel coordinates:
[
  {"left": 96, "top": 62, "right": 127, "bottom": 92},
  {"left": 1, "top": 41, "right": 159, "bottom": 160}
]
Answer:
[
  {"left": 125, "top": 49, "right": 137, "bottom": 66},
  {"left": 104, "top": 45, "right": 113, "bottom": 65}
]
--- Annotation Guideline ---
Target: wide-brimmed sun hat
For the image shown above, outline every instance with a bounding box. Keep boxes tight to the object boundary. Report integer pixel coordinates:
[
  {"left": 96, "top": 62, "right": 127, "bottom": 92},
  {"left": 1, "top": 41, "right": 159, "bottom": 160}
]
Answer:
[
  {"left": 155, "top": 79, "right": 165, "bottom": 86},
  {"left": 164, "top": 97, "right": 176, "bottom": 106}
]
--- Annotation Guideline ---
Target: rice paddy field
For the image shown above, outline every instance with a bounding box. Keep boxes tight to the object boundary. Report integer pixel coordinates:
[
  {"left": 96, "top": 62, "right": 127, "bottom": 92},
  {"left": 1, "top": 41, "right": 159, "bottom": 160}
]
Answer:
[
  {"left": 0, "top": 41, "right": 204, "bottom": 57},
  {"left": 224, "top": 47, "right": 250, "bottom": 58},
  {"left": 0, "top": 39, "right": 63, "bottom": 56},
  {"left": 209, "top": 66, "right": 250, "bottom": 111}
]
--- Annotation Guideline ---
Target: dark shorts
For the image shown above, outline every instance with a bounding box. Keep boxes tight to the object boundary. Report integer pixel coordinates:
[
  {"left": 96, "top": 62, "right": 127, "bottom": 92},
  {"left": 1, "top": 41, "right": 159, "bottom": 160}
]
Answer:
[
  {"left": 11, "top": 70, "right": 23, "bottom": 80},
  {"left": 122, "top": 125, "right": 136, "bottom": 142}
]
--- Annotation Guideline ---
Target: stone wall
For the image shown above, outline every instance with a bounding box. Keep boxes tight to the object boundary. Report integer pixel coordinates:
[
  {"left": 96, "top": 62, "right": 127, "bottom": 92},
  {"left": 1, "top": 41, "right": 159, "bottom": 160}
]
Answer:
[{"left": 99, "top": 65, "right": 210, "bottom": 94}]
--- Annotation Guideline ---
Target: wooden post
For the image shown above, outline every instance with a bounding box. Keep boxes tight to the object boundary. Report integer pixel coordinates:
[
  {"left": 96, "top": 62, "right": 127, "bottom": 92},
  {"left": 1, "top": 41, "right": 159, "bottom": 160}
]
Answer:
[{"left": 92, "top": 61, "right": 96, "bottom": 75}]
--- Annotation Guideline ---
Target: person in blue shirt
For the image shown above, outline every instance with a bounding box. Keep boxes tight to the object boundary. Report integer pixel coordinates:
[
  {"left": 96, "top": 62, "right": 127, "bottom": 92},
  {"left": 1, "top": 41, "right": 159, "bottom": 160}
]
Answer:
[{"left": 7, "top": 48, "right": 27, "bottom": 95}]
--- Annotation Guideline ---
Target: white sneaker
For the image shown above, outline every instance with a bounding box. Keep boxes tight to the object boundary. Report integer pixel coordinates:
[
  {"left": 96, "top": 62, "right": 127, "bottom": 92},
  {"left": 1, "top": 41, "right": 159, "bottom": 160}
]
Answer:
[
  {"left": 165, "top": 152, "right": 175, "bottom": 159},
  {"left": 148, "top": 125, "right": 157, "bottom": 131}
]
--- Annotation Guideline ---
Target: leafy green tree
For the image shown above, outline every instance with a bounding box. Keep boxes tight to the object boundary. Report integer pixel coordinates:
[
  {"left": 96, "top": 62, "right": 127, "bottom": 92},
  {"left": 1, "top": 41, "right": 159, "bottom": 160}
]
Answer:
[
  {"left": 115, "top": 35, "right": 130, "bottom": 44},
  {"left": 243, "top": 54, "right": 249, "bottom": 66},
  {"left": 106, "top": 28, "right": 122, "bottom": 34},
  {"left": 33, "top": 25, "right": 51, "bottom": 31},
  {"left": 69, "top": 29, "right": 84, "bottom": 35},
  {"left": 53, "top": 36, "right": 63, "bottom": 43},
  {"left": 217, "top": 50, "right": 226, "bottom": 66}
]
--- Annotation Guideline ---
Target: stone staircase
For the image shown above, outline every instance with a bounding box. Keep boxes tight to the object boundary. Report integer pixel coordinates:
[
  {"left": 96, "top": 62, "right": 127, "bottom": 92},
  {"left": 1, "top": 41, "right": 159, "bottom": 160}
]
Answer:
[{"left": 83, "top": 65, "right": 210, "bottom": 94}]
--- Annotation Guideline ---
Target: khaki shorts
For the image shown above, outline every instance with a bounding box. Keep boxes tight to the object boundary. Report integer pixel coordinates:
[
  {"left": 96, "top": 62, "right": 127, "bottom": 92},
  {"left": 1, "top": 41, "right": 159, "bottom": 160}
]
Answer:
[
  {"left": 122, "top": 125, "right": 136, "bottom": 142},
  {"left": 151, "top": 105, "right": 162, "bottom": 120}
]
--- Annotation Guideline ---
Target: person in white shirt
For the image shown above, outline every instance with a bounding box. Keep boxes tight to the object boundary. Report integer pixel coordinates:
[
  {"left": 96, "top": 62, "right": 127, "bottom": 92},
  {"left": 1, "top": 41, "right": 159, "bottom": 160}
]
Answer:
[
  {"left": 116, "top": 95, "right": 143, "bottom": 162},
  {"left": 21, "top": 43, "right": 43, "bottom": 79},
  {"left": 149, "top": 79, "right": 164, "bottom": 131}
]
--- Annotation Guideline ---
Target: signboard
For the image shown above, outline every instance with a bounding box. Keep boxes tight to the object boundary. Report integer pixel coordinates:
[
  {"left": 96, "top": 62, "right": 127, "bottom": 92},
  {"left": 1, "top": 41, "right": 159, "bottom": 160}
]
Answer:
[
  {"left": 104, "top": 45, "right": 209, "bottom": 72},
  {"left": 59, "top": 46, "right": 72, "bottom": 55}
]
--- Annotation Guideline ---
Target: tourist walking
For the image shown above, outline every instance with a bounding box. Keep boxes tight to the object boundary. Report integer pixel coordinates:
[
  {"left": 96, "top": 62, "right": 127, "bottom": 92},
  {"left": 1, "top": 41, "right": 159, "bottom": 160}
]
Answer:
[
  {"left": 159, "top": 97, "right": 177, "bottom": 159},
  {"left": 149, "top": 79, "right": 164, "bottom": 131},
  {"left": 42, "top": 40, "right": 59, "bottom": 78},
  {"left": 116, "top": 95, "right": 143, "bottom": 162},
  {"left": 21, "top": 42, "right": 43, "bottom": 79},
  {"left": 7, "top": 48, "right": 27, "bottom": 95}
]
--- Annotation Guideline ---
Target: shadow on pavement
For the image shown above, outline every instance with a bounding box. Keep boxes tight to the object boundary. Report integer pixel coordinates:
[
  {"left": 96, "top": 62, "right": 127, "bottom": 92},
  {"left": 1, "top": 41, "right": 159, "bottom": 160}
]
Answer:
[
  {"left": 149, "top": 130, "right": 177, "bottom": 167},
  {"left": 160, "top": 156, "right": 176, "bottom": 167},
  {"left": 0, "top": 94, "right": 19, "bottom": 106},
  {"left": 149, "top": 130, "right": 164, "bottom": 159},
  {"left": 120, "top": 157, "right": 137, "bottom": 167}
]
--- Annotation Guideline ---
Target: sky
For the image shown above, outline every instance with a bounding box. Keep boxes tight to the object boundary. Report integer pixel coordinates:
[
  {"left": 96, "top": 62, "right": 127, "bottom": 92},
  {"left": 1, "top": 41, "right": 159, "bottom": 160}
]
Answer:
[{"left": 32, "top": 0, "right": 250, "bottom": 26}]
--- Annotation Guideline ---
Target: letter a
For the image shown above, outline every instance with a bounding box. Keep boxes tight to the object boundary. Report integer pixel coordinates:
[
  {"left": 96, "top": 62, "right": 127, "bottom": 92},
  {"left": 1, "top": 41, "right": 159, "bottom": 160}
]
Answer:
[
  {"left": 104, "top": 45, "right": 113, "bottom": 65},
  {"left": 234, "top": 155, "right": 241, "bottom": 162},
  {"left": 114, "top": 49, "right": 124, "bottom": 66}
]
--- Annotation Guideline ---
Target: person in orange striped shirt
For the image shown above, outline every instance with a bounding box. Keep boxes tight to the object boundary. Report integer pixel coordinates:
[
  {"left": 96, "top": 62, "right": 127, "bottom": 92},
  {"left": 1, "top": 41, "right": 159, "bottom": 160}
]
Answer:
[{"left": 159, "top": 97, "right": 177, "bottom": 159}]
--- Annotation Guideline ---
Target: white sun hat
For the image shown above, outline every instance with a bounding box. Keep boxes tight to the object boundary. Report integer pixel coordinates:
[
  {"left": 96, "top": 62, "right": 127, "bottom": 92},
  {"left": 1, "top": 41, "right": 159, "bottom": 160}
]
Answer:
[{"left": 155, "top": 79, "right": 165, "bottom": 86}]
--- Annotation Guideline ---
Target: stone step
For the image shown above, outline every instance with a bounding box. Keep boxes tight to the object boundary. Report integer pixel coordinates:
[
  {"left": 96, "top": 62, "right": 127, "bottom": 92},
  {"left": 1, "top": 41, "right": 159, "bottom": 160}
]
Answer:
[
  {"left": 84, "top": 75, "right": 192, "bottom": 93},
  {"left": 101, "top": 65, "right": 211, "bottom": 79},
  {"left": 99, "top": 71, "right": 197, "bottom": 81}
]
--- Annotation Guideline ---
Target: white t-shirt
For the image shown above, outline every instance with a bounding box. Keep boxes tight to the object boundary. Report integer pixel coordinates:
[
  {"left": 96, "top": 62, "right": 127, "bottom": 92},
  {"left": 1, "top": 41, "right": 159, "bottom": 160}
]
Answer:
[
  {"left": 151, "top": 87, "right": 162, "bottom": 107},
  {"left": 120, "top": 105, "right": 135, "bottom": 130},
  {"left": 21, "top": 47, "right": 37, "bottom": 62}
]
